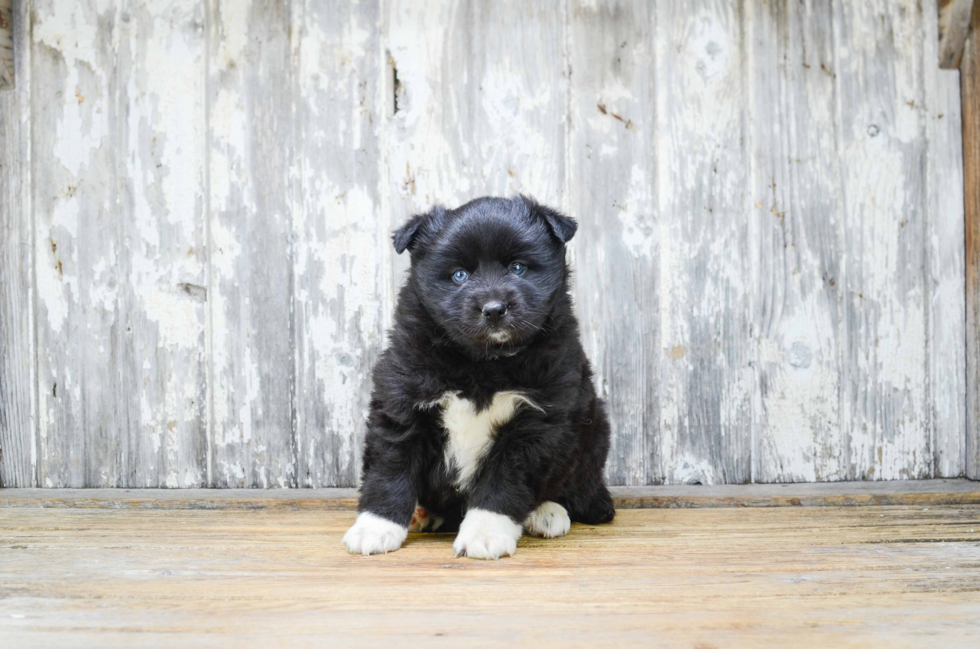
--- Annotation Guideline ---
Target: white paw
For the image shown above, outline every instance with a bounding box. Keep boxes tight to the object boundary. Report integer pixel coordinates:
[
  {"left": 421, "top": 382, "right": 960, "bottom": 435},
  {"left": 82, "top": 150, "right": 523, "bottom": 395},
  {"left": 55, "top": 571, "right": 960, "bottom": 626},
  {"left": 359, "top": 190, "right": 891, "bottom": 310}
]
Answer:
[
  {"left": 523, "top": 501, "right": 571, "bottom": 538},
  {"left": 453, "top": 509, "right": 523, "bottom": 560},
  {"left": 342, "top": 512, "right": 408, "bottom": 556}
]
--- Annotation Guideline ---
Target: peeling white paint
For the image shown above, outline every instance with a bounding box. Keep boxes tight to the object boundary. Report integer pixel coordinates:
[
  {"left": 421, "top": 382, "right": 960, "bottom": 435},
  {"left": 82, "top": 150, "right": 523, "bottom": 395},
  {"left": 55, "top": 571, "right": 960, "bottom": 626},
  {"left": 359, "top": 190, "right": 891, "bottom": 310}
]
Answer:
[{"left": 18, "top": 0, "right": 967, "bottom": 489}]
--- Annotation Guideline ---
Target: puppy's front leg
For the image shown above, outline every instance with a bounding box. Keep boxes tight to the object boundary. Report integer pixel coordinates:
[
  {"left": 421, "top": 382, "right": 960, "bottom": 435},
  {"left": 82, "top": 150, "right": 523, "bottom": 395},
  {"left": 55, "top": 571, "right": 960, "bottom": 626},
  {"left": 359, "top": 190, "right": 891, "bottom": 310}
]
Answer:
[
  {"left": 343, "top": 469, "right": 415, "bottom": 556},
  {"left": 452, "top": 440, "right": 536, "bottom": 560}
]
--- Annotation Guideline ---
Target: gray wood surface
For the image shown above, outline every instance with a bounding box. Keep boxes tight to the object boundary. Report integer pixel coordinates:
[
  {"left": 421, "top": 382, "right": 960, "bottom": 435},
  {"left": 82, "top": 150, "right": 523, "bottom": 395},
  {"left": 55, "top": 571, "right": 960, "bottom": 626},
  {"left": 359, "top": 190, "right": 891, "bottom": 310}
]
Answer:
[
  {"left": 926, "top": 2, "right": 968, "bottom": 478},
  {"left": 1, "top": 478, "right": 977, "bottom": 509},
  {"left": 291, "top": 0, "right": 386, "bottom": 487},
  {"left": 655, "top": 0, "right": 752, "bottom": 484},
  {"left": 0, "top": 0, "right": 33, "bottom": 487},
  {"left": 32, "top": 0, "right": 209, "bottom": 487},
  {"left": 568, "top": 0, "right": 659, "bottom": 485},
  {"left": 208, "top": 0, "right": 297, "bottom": 487},
  {"left": 747, "top": 0, "right": 845, "bottom": 482},
  {"left": 836, "top": 0, "right": 931, "bottom": 480},
  {"left": 0, "top": 0, "right": 971, "bottom": 487}
]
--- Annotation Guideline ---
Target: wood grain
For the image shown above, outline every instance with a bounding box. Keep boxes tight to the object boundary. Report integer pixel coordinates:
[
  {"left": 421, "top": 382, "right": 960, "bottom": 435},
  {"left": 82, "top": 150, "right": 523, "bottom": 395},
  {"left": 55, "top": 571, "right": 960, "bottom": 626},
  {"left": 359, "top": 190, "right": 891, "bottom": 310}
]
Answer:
[
  {"left": 747, "top": 0, "right": 844, "bottom": 482},
  {"left": 925, "top": 0, "right": 968, "bottom": 477},
  {"left": 964, "top": 0, "right": 980, "bottom": 480},
  {"left": 568, "top": 0, "right": 659, "bottom": 485},
  {"left": 656, "top": 0, "right": 752, "bottom": 484},
  {"left": 291, "top": 0, "right": 387, "bottom": 488},
  {"left": 0, "top": 0, "right": 33, "bottom": 487},
  {"left": 2, "top": 0, "right": 973, "bottom": 487},
  {"left": 32, "top": 0, "right": 209, "bottom": 487},
  {"left": 384, "top": 0, "right": 567, "bottom": 250},
  {"left": 0, "top": 505, "right": 977, "bottom": 646},
  {"left": 0, "top": 0, "right": 12, "bottom": 90},
  {"left": 207, "top": 0, "right": 297, "bottom": 487},
  {"left": 938, "top": 0, "right": 976, "bottom": 69},
  {"left": 0, "top": 479, "right": 977, "bottom": 510},
  {"left": 835, "top": 0, "right": 932, "bottom": 480}
]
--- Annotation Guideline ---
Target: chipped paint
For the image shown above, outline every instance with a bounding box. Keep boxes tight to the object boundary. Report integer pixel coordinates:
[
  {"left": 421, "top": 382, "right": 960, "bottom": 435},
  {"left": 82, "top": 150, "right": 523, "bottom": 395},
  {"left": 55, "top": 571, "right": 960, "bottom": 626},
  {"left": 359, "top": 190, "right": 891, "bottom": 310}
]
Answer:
[{"left": 9, "top": 0, "right": 966, "bottom": 490}]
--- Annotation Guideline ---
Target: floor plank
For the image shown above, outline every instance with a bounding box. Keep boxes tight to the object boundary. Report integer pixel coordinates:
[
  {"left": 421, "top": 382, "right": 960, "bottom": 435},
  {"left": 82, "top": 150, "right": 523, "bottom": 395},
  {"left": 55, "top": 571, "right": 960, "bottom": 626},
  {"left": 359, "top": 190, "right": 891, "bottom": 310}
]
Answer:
[
  {"left": 0, "top": 505, "right": 978, "bottom": 646},
  {"left": 1, "top": 479, "right": 978, "bottom": 510}
]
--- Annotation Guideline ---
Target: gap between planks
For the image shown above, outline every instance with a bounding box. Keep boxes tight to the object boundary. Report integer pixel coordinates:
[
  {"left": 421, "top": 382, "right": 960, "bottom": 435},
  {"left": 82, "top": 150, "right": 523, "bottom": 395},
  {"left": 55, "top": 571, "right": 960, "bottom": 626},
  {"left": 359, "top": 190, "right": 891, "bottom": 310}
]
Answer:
[{"left": 0, "top": 479, "right": 977, "bottom": 511}]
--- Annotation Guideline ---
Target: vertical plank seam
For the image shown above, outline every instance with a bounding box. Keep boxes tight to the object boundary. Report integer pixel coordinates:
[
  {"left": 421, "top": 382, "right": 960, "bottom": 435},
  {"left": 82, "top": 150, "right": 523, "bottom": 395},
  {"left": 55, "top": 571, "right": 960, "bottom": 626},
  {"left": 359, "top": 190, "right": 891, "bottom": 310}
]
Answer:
[
  {"left": 287, "top": 0, "right": 299, "bottom": 489},
  {"left": 26, "top": 0, "right": 39, "bottom": 488},
  {"left": 737, "top": 0, "right": 752, "bottom": 484},
  {"left": 203, "top": 0, "right": 215, "bottom": 487},
  {"left": 922, "top": 0, "right": 937, "bottom": 478},
  {"left": 648, "top": 0, "right": 661, "bottom": 485},
  {"left": 743, "top": 0, "right": 758, "bottom": 484},
  {"left": 563, "top": 0, "right": 570, "bottom": 219},
  {"left": 289, "top": 0, "right": 302, "bottom": 488},
  {"left": 829, "top": 0, "right": 851, "bottom": 480}
]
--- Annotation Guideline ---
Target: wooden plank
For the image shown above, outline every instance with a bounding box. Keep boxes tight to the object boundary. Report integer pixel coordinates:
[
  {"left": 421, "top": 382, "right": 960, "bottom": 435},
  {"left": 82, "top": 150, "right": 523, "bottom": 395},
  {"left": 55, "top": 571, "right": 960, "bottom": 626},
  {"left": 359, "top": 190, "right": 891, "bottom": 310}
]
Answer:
[
  {"left": 291, "top": 0, "right": 386, "bottom": 487},
  {"left": 965, "top": 1, "right": 980, "bottom": 480},
  {"left": 747, "top": 0, "right": 844, "bottom": 482},
  {"left": 0, "top": 488, "right": 361, "bottom": 511},
  {"left": 32, "top": 0, "right": 209, "bottom": 487},
  {"left": 207, "top": 0, "right": 296, "bottom": 487},
  {"left": 938, "top": 0, "right": 976, "bottom": 69},
  {"left": 0, "top": 0, "right": 12, "bottom": 90},
  {"left": 0, "top": 0, "right": 33, "bottom": 487},
  {"left": 835, "top": 0, "right": 931, "bottom": 480},
  {"left": 656, "top": 0, "right": 751, "bottom": 484},
  {"left": 567, "top": 0, "right": 659, "bottom": 486},
  {"left": 1, "top": 479, "right": 978, "bottom": 510},
  {"left": 925, "top": 0, "right": 968, "bottom": 477},
  {"left": 384, "top": 0, "right": 567, "bottom": 246},
  {"left": 0, "top": 507, "right": 978, "bottom": 646}
]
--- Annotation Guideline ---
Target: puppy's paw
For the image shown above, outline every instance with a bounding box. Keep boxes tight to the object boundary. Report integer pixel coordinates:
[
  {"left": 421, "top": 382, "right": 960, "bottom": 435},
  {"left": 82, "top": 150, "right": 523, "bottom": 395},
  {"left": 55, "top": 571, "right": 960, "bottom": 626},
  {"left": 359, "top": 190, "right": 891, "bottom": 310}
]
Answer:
[
  {"left": 523, "top": 501, "right": 571, "bottom": 538},
  {"left": 453, "top": 509, "right": 523, "bottom": 560},
  {"left": 342, "top": 512, "right": 408, "bottom": 556}
]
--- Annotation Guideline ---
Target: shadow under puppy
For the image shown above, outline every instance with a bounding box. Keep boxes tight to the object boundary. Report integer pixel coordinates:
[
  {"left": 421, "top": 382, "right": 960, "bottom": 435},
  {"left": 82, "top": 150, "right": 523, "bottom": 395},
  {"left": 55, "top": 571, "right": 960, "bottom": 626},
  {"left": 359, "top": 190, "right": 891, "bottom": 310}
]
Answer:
[{"left": 343, "top": 196, "right": 615, "bottom": 560}]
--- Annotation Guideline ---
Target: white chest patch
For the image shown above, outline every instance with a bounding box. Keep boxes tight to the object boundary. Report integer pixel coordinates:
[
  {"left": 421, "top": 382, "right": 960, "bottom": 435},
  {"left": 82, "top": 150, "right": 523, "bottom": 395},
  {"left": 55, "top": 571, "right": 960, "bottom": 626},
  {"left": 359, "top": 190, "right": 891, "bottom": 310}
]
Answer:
[{"left": 435, "top": 391, "right": 540, "bottom": 489}]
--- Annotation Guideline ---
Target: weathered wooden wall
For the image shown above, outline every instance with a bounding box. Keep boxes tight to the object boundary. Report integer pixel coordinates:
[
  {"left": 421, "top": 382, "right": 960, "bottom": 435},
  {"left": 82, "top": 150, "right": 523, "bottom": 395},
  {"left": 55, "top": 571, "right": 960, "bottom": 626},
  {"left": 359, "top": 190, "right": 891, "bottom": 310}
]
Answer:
[{"left": 0, "top": 0, "right": 968, "bottom": 488}]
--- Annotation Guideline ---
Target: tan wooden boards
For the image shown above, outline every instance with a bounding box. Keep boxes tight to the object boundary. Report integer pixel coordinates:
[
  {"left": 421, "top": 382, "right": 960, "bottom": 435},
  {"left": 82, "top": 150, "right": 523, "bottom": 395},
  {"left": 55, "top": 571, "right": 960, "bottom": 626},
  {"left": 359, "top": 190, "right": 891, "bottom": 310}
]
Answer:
[
  {"left": 964, "top": 0, "right": 980, "bottom": 480},
  {"left": 0, "top": 505, "right": 978, "bottom": 646}
]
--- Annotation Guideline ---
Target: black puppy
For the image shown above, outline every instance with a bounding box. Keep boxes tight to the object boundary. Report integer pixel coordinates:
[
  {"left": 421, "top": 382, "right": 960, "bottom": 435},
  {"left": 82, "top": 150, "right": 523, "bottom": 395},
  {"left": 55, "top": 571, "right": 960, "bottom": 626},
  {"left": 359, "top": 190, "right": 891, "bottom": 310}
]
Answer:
[{"left": 342, "top": 196, "right": 614, "bottom": 559}]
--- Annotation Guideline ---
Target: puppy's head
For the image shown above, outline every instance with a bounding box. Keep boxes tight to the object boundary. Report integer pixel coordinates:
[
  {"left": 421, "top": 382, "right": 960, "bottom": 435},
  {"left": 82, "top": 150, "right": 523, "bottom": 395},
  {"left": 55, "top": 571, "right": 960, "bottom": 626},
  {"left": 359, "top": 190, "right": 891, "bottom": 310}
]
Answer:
[{"left": 394, "top": 196, "right": 576, "bottom": 358}]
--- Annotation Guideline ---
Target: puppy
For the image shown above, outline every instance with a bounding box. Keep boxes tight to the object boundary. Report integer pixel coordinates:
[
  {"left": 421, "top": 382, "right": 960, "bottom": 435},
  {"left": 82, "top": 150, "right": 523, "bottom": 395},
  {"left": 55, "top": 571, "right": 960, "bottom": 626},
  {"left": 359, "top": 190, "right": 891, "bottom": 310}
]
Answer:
[{"left": 342, "top": 196, "right": 614, "bottom": 559}]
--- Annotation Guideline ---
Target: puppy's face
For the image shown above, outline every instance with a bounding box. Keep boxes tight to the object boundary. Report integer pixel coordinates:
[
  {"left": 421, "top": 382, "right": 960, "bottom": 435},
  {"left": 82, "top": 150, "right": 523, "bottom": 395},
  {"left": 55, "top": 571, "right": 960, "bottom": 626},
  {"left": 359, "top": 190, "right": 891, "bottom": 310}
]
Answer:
[{"left": 394, "top": 197, "right": 577, "bottom": 357}]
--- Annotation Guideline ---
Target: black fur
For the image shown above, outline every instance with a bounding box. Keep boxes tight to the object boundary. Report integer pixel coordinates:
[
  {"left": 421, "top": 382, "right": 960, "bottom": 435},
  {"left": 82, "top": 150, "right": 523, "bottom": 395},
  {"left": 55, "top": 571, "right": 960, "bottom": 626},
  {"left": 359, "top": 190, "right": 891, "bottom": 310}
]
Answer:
[{"left": 357, "top": 196, "right": 615, "bottom": 533}]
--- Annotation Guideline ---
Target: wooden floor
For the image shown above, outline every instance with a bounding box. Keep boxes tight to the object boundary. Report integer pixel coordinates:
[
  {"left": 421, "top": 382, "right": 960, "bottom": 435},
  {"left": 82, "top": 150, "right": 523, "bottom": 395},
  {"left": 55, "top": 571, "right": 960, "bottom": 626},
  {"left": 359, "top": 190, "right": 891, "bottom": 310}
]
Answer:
[{"left": 2, "top": 499, "right": 979, "bottom": 647}]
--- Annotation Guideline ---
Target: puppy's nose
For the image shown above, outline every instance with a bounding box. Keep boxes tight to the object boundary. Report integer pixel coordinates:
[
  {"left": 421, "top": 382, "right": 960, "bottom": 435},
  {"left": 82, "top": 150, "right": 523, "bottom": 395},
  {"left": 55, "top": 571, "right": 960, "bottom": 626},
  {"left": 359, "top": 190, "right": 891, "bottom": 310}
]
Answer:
[{"left": 482, "top": 301, "right": 507, "bottom": 325}]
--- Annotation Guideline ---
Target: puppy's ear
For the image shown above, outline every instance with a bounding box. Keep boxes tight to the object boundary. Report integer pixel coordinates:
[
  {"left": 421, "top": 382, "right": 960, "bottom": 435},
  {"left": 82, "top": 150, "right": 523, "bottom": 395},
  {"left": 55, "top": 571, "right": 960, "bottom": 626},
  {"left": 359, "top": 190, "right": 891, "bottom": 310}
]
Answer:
[
  {"left": 393, "top": 206, "right": 446, "bottom": 254},
  {"left": 521, "top": 195, "right": 577, "bottom": 243}
]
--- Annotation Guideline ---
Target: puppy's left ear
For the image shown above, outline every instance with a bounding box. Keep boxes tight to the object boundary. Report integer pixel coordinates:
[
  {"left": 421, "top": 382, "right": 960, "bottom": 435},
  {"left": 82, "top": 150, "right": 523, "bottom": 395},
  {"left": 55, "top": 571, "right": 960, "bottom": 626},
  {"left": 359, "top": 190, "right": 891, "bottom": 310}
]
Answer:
[
  {"left": 393, "top": 206, "right": 446, "bottom": 254},
  {"left": 521, "top": 195, "right": 577, "bottom": 243}
]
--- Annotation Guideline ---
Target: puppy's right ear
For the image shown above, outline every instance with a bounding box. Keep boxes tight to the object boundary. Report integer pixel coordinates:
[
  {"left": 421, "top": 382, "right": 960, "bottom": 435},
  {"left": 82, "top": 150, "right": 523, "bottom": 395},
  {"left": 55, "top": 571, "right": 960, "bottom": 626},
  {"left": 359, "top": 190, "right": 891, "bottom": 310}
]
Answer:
[{"left": 393, "top": 207, "right": 446, "bottom": 254}]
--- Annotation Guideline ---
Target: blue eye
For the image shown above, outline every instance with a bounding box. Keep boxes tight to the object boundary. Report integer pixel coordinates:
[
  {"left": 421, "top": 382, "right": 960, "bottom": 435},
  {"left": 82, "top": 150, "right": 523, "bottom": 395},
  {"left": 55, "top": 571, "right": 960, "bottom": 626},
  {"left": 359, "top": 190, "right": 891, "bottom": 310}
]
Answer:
[
  {"left": 509, "top": 262, "right": 527, "bottom": 276},
  {"left": 452, "top": 269, "right": 469, "bottom": 284}
]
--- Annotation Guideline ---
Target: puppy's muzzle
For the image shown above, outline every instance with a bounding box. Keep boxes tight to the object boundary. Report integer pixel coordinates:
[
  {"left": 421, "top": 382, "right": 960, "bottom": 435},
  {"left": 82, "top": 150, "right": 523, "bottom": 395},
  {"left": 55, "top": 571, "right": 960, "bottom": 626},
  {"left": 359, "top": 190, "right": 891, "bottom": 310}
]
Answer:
[{"left": 481, "top": 301, "right": 507, "bottom": 325}]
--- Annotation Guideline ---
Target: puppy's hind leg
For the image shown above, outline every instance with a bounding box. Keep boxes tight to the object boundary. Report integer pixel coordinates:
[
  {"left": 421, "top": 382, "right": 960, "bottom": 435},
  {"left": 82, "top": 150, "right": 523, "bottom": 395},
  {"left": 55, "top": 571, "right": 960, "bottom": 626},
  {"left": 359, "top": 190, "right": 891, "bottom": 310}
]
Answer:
[
  {"left": 523, "top": 501, "right": 571, "bottom": 538},
  {"left": 564, "top": 478, "right": 615, "bottom": 525}
]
